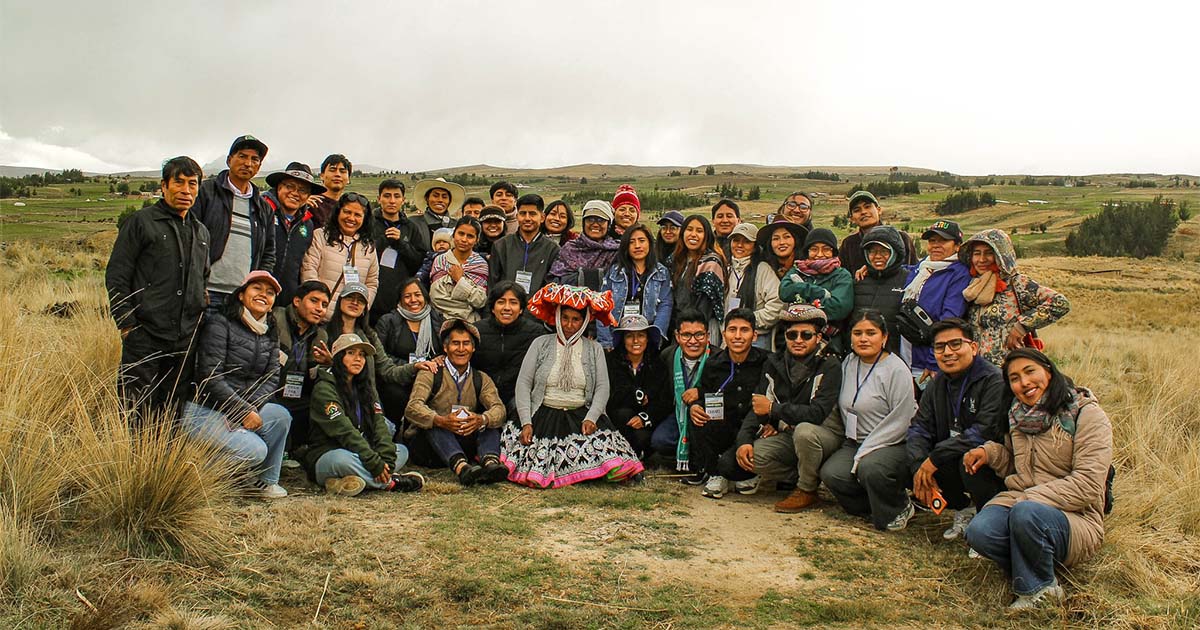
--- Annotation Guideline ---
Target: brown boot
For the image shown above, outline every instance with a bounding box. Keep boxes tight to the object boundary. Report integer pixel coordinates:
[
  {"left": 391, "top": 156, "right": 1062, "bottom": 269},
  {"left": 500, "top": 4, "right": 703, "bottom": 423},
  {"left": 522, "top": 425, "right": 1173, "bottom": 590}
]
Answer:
[{"left": 774, "top": 489, "right": 819, "bottom": 513}]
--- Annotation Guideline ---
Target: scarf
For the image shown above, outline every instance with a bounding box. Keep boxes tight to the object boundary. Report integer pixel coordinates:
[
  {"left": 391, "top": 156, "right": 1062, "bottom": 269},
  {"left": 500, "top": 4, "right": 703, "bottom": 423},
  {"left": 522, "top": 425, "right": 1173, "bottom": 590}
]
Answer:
[
  {"left": 672, "top": 347, "right": 709, "bottom": 471},
  {"left": 397, "top": 303, "right": 433, "bottom": 359},
  {"left": 240, "top": 308, "right": 269, "bottom": 335},
  {"left": 962, "top": 264, "right": 1009, "bottom": 306},
  {"left": 549, "top": 234, "right": 620, "bottom": 278},
  {"left": 429, "top": 251, "right": 489, "bottom": 288},
  {"left": 1009, "top": 388, "right": 1082, "bottom": 436},
  {"left": 902, "top": 258, "right": 954, "bottom": 302},
  {"left": 547, "top": 307, "right": 591, "bottom": 394},
  {"left": 794, "top": 257, "right": 842, "bottom": 276}
]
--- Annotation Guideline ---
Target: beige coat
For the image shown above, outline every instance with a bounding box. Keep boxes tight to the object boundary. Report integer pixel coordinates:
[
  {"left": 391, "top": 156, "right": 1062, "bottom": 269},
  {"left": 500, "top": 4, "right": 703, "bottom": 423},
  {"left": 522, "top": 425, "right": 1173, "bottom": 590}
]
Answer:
[
  {"left": 300, "top": 229, "right": 379, "bottom": 316},
  {"left": 404, "top": 366, "right": 506, "bottom": 430},
  {"left": 982, "top": 390, "right": 1112, "bottom": 567},
  {"left": 429, "top": 274, "right": 487, "bottom": 322}
]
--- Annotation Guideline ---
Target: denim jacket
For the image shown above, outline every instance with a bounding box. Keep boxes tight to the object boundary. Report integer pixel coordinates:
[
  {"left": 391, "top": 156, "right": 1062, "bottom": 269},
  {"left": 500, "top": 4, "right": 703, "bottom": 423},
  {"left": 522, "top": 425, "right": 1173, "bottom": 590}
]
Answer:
[{"left": 597, "top": 262, "right": 673, "bottom": 350}]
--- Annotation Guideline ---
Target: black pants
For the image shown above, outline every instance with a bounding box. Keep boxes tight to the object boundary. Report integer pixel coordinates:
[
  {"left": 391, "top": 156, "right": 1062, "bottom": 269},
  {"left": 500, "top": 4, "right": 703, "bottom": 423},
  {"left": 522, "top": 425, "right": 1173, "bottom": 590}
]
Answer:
[
  {"left": 932, "top": 455, "right": 1005, "bottom": 511},
  {"left": 118, "top": 328, "right": 195, "bottom": 425},
  {"left": 616, "top": 422, "right": 653, "bottom": 460},
  {"left": 689, "top": 416, "right": 741, "bottom": 476},
  {"left": 278, "top": 399, "right": 311, "bottom": 453}
]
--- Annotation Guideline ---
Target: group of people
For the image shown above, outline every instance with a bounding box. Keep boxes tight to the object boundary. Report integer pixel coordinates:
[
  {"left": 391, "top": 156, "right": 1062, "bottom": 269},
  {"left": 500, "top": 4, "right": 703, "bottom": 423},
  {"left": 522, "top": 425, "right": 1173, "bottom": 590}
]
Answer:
[{"left": 104, "top": 135, "right": 1112, "bottom": 609}]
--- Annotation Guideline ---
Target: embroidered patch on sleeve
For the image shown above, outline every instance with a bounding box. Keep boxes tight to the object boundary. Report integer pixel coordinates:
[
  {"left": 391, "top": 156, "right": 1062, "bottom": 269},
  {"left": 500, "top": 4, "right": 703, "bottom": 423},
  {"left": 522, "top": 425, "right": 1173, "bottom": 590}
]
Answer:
[{"left": 325, "top": 402, "right": 342, "bottom": 419}]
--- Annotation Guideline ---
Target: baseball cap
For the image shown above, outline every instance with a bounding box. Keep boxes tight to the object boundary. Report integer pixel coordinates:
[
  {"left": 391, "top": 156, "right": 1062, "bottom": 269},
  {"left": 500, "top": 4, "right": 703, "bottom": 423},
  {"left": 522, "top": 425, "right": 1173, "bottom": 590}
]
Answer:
[
  {"left": 730, "top": 222, "right": 758, "bottom": 242},
  {"left": 847, "top": 190, "right": 879, "bottom": 213},
  {"left": 922, "top": 220, "right": 963, "bottom": 242},
  {"left": 657, "top": 210, "right": 684, "bottom": 227},
  {"left": 228, "top": 134, "right": 268, "bottom": 159}
]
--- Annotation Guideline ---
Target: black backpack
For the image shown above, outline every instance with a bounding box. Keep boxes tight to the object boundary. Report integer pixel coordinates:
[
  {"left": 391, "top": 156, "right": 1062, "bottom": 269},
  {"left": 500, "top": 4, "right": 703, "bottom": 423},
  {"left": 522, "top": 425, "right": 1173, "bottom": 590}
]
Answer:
[{"left": 894, "top": 299, "right": 935, "bottom": 346}]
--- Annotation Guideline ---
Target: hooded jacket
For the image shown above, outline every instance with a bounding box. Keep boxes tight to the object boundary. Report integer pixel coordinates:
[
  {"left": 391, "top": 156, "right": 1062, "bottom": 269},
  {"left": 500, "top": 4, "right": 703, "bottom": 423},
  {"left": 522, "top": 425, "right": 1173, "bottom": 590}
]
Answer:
[
  {"left": 264, "top": 190, "right": 314, "bottom": 304},
  {"left": 302, "top": 367, "right": 397, "bottom": 480},
  {"left": 906, "top": 355, "right": 1006, "bottom": 474},
  {"left": 272, "top": 304, "right": 328, "bottom": 411},
  {"left": 737, "top": 349, "right": 843, "bottom": 447},
  {"left": 958, "top": 229, "right": 1071, "bottom": 367},
  {"left": 840, "top": 225, "right": 917, "bottom": 276},
  {"left": 903, "top": 259, "right": 972, "bottom": 372},
  {"left": 851, "top": 226, "right": 908, "bottom": 356},
  {"left": 192, "top": 170, "right": 275, "bottom": 273}
]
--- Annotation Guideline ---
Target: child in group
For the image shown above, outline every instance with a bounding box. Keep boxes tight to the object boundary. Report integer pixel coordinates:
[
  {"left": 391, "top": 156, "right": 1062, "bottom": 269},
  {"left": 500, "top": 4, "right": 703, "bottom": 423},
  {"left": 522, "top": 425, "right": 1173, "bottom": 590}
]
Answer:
[{"left": 418, "top": 228, "right": 454, "bottom": 286}]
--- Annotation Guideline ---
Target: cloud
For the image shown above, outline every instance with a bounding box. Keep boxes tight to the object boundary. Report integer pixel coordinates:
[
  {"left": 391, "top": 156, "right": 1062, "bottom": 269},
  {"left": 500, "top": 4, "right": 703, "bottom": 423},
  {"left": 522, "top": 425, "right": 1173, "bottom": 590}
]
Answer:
[{"left": 0, "top": 125, "right": 134, "bottom": 173}]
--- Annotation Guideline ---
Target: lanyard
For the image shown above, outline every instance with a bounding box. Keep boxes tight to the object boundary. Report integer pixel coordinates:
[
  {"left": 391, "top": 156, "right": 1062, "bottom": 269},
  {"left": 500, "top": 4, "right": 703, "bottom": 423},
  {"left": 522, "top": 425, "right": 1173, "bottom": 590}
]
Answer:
[
  {"left": 344, "top": 239, "right": 358, "bottom": 266},
  {"left": 291, "top": 337, "right": 307, "bottom": 372},
  {"left": 630, "top": 269, "right": 641, "bottom": 301},
  {"left": 684, "top": 363, "right": 699, "bottom": 389},
  {"left": 730, "top": 267, "right": 745, "bottom": 293},
  {"left": 951, "top": 376, "right": 970, "bottom": 425},
  {"left": 450, "top": 366, "right": 470, "bottom": 403},
  {"left": 352, "top": 402, "right": 365, "bottom": 431},
  {"left": 718, "top": 360, "right": 737, "bottom": 394},
  {"left": 522, "top": 237, "right": 532, "bottom": 270},
  {"left": 852, "top": 356, "right": 880, "bottom": 407}
]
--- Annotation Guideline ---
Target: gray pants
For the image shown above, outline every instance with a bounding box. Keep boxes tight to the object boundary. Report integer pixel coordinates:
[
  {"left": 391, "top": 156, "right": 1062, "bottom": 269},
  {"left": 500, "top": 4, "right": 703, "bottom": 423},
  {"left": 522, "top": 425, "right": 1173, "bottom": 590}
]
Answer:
[
  {"left": 819, "top": 441, "right": 909, "bottom": 530},
  {"left": 753, "top": 424, "right": 843, "bottom": 492}
]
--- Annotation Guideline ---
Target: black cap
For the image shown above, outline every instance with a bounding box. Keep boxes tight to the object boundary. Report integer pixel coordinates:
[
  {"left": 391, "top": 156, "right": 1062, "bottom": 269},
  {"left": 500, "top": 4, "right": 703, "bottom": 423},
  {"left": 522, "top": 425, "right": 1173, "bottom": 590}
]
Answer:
[
  {"left": 921, "top": 219, "right": 963, "bottom": 242},
  {"left": 228, "top": 134, "right": 268, "bottom": 158}
]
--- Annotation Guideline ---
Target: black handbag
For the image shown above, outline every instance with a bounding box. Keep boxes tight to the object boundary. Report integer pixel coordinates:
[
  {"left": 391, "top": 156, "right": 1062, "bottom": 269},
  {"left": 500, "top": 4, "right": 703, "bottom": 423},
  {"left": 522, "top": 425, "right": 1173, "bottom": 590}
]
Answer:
[{"left": 895, "top": 299, "right": 935, "bottom": 346}]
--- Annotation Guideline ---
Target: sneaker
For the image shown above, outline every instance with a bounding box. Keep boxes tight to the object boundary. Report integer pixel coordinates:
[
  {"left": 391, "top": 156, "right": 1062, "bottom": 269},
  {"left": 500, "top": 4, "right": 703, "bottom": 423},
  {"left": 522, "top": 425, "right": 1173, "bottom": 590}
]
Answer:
[
  {"left": 885, "top": 501, "right": 915, "bottom": 531},
  {"left": 281, "top": 456, "right": 301, "bottom": 469},
  {"left": 324, "top": 475, "right": 366, "bottom": 497},
  {"left": 255, "top": 481, "right": 288, "bottom": 500},
  {"left": 942, "top": 507, "right": 976, "bottom": 540},
  {"left": 1008, "top": 583, "right": 1065, "bottom": 611},
  {"left": 480, "top": 457, "right": 509, "bottom": 484},
  {"left": 734, "top": 475, "right": 760, "bottom": 495},
  {"left": 679, "top": 472, "right": 709, "bottom": 486},
  {"left": 389, "top": 471, "right": 425, "bottom": 493},
  {"left": 774, "top": 489, "right": 820, "bottom": 513},
  {"left": 701, "top": 475, "right": 729, "bottom": 499},
  {"left": 457, "top": 463, "right": 485, "bottom": 487},
  {"left": 968, "top": 548, "right": 981, "bottom": 560}
]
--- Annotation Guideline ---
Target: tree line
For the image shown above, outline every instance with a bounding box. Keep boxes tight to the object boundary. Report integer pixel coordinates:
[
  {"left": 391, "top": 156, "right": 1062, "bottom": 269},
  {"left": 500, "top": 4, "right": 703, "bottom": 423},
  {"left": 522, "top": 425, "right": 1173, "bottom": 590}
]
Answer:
[
  {"left": 1, "top": 169, "right": 88, "bottom": 198},
  {"left": 934, "top": 191, "right": 997, "bottom": 216},
  {"left": 1065, "top": 196, "right": 1189, "bottom": 259},
  {"left": 848, "top": 180, "right": 920, "bottom": 198},
  {"left": 560, "top": 189, "right": 707, "bottom": 212}
]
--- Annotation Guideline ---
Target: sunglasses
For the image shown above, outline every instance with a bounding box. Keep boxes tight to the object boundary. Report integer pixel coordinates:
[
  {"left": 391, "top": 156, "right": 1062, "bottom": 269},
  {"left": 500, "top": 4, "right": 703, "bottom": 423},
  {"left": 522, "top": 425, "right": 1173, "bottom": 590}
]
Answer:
[
  {"left": 785, "top": 330, "right": 819, "bottom": 341},
  {"left": 933, "top": 338, "right": 969, "bottom": 354},
  {"left": 339, "top": 192, "right": 371, "bottom": 207}
]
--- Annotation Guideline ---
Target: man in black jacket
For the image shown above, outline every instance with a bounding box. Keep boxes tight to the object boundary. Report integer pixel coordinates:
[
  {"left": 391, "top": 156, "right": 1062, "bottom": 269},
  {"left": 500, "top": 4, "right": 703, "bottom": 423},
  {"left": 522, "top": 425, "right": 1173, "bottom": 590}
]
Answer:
[
  {"left": 264, "top": 162, "right": 325, "bottom": 304},
  {"left": 723, "top": 305, "right": 843, "bottom": 511},
  {"left": 908, "top": 318, "right": 1007, "bottom": 540},
  {"left": 191, "top": 134, "right": 275, "bottom": 309},
  {"left": 105, "top": 156, "right": 210, "bottom": 420},
  {"left": 273, "top": 280, "right": 332, "bottom": 463},
  {"left": 687, "top": 308, "right": 767, "bottom": 498},
  {"left": 369, "top": 178, "right": 426, "bottom": 324},
  {"left": 489, "top": 194, "right": 559, "bottom": 295}
]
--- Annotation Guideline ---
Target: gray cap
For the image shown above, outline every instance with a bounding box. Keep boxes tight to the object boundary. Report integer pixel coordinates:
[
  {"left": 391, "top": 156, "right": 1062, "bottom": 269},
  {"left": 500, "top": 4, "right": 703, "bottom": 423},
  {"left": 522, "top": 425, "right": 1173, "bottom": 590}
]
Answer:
[
  {"left": 615, "top": 313, "right": 654, "bottom": 332},
  {"left": 340, "top": 282, "right": 369, "bottom": 300}
]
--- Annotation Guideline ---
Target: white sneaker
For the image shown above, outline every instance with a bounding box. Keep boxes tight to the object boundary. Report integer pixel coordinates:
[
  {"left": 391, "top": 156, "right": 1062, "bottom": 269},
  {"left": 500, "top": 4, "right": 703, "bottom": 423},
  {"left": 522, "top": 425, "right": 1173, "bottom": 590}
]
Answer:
[
  {"left": 943, "top": 507, "right": 976, "bottom": 540},
  {"left": 968, "top": 548, "right": 981, "bottom": 559},
  {"left": 734, "top": 475, "right": 760, "bottom": 495},
  {"left": 885, "top": 501, "right": 915, "bottom": 531},
  {"left": 701, "top": 475, "right": 729, "bottom": 499},
  {"left": 1009, "top": 583, "right": 1065, "bottom": 611},
  {"left": 281, "top": 457, "right": 301, "bottom": 469},
  {"left": 258, "top": 482, "right": 288, "bottom": 500}
]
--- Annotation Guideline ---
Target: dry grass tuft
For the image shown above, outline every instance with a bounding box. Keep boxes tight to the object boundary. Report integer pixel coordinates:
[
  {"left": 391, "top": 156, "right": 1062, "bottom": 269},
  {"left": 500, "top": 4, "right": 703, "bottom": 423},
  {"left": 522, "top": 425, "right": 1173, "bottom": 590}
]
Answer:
[{"left": 0, "top": 503, "right": 46, "bottom": 596}]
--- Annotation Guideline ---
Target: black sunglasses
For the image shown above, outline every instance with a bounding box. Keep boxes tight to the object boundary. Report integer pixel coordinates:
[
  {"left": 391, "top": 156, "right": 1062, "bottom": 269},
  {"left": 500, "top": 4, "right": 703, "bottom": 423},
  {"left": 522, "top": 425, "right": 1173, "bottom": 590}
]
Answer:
[
  {"left": 339, "top": 192, "right": 371, "bottom": 207},
  {"left": 785, "top": 330, "right": 819, "bottom": 341}
]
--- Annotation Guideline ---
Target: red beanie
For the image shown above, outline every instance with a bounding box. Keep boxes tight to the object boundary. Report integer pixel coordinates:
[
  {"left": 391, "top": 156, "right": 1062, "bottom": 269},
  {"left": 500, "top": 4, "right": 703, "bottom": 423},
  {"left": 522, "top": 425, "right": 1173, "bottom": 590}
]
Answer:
[{"left": 612, "top": 184, "right": 641, "bottom": 218}]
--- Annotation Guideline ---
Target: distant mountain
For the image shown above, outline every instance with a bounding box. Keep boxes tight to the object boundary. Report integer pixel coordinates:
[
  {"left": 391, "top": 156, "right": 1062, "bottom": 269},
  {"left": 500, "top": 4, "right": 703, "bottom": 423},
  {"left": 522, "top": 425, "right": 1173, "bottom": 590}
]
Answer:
[
  {"left": 423, "top": 163, "right": 942, "bottom": 179},
  {"left": 0, "top": 165, "right": 104, "bottom": 177}
]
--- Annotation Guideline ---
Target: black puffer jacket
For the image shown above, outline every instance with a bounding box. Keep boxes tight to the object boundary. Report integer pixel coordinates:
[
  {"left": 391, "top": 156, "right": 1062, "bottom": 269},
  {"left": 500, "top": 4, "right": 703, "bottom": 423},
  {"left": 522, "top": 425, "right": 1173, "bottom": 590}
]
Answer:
[
  {"left": 851, "top": 225, "right": 908, "bottom": 356},
  {"left": 194, "top": 309, "right": 281, "bottom": 421},
  {"left": 192, "top": 169, "right": 275, "bottom": 272},
  {"left": 471, "top": 314, "right": 547, "bottom": 404}
]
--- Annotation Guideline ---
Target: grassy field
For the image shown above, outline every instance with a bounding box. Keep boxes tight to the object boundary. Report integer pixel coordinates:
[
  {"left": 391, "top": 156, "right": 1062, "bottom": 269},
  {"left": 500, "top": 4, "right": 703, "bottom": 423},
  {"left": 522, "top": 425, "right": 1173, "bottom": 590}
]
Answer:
[{"left": 1, "top": 168, "right": 1199, "bottom": 628}]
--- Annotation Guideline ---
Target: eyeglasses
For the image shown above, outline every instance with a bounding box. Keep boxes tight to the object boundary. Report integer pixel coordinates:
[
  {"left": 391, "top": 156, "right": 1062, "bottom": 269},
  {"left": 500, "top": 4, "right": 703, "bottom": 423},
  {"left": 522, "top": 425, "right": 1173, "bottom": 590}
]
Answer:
[
  {"left": 785, "top": 330, "right": 819, "bottom": 341},
  {"left": 784, "top": 201, "right": 811, "bottom": 210},
  {"left": 933, "top": 338, "right": 969, "bottom": 354},
  {"left": 677, "top": 332, "right": 707, "bottom": 342}
]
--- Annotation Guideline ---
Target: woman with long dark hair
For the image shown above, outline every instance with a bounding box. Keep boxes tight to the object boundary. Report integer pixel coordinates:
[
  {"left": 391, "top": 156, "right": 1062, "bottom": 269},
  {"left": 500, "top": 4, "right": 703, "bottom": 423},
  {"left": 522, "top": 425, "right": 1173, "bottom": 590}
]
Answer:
[
  {"left": 598, "top": 224, "right": 673, "bottom": 350},
  {"left": 963, "top": 348, "right": 1112, "bottom": 611},
  {"left": 375, "top": 277, "right": 445, "bottom": 419},
  {"left": 429, "top": 216, "right": 489, "bottom": 321},
  {"left": 303, "top": 334, "right": 425, "bottom": 495},
  {"left": 301, "top": 192, "right": 380, "bottom": 317},
  {"left": 670, "top": 215, "right": 726, "bottom": 345},
  {"left": 541, "top": 200, "right": 577, "bottom": 246}
]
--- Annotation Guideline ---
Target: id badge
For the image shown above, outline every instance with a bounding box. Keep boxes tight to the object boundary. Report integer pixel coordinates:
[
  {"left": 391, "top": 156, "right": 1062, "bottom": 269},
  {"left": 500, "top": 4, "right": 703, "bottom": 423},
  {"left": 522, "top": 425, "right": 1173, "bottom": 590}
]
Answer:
[
  {"left": 283, "top": 372, "right": 304, "bottom": 399},
  {"left": 704, "top": 393, "right": 725, "bottom": 420},
  {"left": 343, "top": 265, "right": 361, "bottom": 285},
  {"left": 844, "top": 411, "right": 859, "bottom": 439},
  {"left": 408, "top": 353, "right": 427, "bottom": 365},
  {"left": 622, "top": 301, "right": 642, "bottom": 318},
  {"left": 514, "top": 270, "right": 533, "bottom": 293},
  {"left": 726, "top": 296, "right": 741, "bottom": 311},
  {"left": 380, "top": 247, "right": 398, "bottom": 269},
  {"left": 451, "top": 405, "right": 470, "bottom": 419}
]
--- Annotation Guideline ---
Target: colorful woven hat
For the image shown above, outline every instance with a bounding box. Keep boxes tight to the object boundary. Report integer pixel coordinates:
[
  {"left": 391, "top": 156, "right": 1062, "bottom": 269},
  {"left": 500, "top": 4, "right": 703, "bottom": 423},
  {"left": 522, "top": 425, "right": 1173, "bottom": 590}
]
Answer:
[{"left": 527, "top": 283, "right": 618, "bottom": 327}]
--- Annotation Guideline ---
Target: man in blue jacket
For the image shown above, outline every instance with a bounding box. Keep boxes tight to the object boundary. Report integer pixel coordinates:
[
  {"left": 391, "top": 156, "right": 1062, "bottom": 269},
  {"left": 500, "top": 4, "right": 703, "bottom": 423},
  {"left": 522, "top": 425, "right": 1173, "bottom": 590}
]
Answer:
[{"left": 907, "top": 318, "right": 1007, "bottom": 541}]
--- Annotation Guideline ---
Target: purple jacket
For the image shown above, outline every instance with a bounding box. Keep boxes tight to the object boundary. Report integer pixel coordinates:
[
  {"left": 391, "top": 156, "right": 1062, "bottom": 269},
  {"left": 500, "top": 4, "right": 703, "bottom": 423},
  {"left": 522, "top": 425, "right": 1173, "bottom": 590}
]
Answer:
[{"left": 904, "top": 260, "right": 971, "bottom": 371}]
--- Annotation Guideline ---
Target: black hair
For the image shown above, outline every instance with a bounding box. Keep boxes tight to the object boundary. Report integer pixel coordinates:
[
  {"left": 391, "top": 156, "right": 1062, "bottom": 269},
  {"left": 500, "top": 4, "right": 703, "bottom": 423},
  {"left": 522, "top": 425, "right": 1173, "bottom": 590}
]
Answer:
[
  {"left": 930, "top": 318, "right": 976, "bottom": 342},
  {"left": 487, "top": 280, "right": 529, "bottom": 312},
  {"left": 617, "top": 224, "right": 659, "bottom": 274},
  {"left": 711, "top": 198, "right": 741, "bottom": 218},
  {"left": 671, "top": 215, "right": 723, "bottom": 280},
  {"left": 222, "top": 285, "right": 280, "bottom": 342},
  {"left": 161, "top": 156, "right": 203, "bottom": 183},
  {"left": 490, "top": 181, "right": 518, "bottom": 198},
  {"left": 331, "top": 345, "right": 378, "bottom": 424},
  {"left": 325, "top": 192, "right": 379, "bottom": 245},
  {"left": 674, "top": 308, "right": 707, "bottom": 329},
  {"left": 461, "top": 196, "right": 486, "bottom": 209},
  {"left": 321, "top": 154, "right": 352, "bottom": 174},
  {"left": 397, "top": 276, "right": 430, "bottom": 309},
  {"left": 454, "top": 215, "right": 482, "bottom": 239},
  {"left": 378, "top": 178, "right": 406, "bottom": 195},
  {"left": 724, "top": 307, "right": 756, "bottom": 330},
  {"left": 1001, "top": 348, "right": 1077, "bottom": 415},
  {"left": 516, "top": 193, "right": 545, "bottom": 213},
  {"left": 324, "top": 294, "right": 374, "bottom": 340},
  {"left": 295, "top": 280, "right": 332, "bottom": 301},
  {"left": 542, "top": 200, "right": 575, "bottom": 243},
  {"left": 847, "top": 309, "right": 888, "bottom": 334},
  {"left": 779, "top": 191, "right": 814, "bottom": 212}
]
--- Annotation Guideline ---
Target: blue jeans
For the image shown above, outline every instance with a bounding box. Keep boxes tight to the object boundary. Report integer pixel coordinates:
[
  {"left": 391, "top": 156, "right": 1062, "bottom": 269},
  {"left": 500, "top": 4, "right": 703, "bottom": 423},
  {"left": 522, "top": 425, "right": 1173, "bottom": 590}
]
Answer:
[
  {"left": 181, "top": 401, "right": 291, "bottom": 485},
  {"left": 965, "top": 501, "right": 1071, "bottom": 595},
  {"left": 314, "top": 446, "right": 410, "bottom": 489},
  {"left": 650, "top": 414, "right": 680, "bottom": 456},
  {"left": 425, "top": 426, "right": 500, "bottom": 466}
]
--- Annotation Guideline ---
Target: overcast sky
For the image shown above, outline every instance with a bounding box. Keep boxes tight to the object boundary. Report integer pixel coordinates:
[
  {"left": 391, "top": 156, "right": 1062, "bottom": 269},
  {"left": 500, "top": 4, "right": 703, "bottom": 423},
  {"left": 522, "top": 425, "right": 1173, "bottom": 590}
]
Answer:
[{"left": 1, "top": 0, "right": 1196, "bottom": 175}]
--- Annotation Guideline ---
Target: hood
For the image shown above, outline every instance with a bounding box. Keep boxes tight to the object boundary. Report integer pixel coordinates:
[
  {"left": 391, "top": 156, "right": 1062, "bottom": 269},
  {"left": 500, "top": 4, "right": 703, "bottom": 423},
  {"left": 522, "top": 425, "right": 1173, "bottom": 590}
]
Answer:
[
  {"left": 959, "top": 228, "right": 1017, "bottom": 277},
  {"left": 861, "top": 225, "right": 907, "bottom": 277}
]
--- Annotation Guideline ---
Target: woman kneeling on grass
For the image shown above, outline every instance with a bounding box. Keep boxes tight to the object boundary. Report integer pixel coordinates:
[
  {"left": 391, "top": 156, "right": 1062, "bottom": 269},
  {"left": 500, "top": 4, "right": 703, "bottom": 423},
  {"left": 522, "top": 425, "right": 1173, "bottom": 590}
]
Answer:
[
  {"left": 963, "top": 348, "right": 1112, "bottom": 611},
  {"left": 303, "top": 334, "right": 424, "bottom": 496},
  {"left": 183, "top": 270, "right": 292, "bottom": 500},
  {"left": 501, "top": 283, "right": 645, "bottom": 488}
]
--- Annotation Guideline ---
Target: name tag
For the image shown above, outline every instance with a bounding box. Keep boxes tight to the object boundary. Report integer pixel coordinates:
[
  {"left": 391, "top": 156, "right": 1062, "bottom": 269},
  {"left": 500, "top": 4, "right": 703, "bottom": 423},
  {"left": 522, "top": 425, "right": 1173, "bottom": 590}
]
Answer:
[
  {"left": 343, "top": 265, "right": 360, "bottom": 285},
  {"left": 283, "top": 372, "right": 305, "bottom": 399},
  {"left": 408, "top": 353, "right": 427, "bottom": 365},
  {"left": 380, "top": 247, "right": 398, "bottom": 269},
  {"left": 622, "top": 301, "right": 642, "bottom": 318},
  {"left": 726, "top": 296, "right": 741, "bottom": 311},
  {"left": 844, "top": 411, "right": 859, "bottom": 439},
  {"left": 704, "top": 393, "right": 725, "bottom": 420},
  {"left": 452, "top": 405, "right": 470, "bottom": 419},
  {"left": 514, "top": 270, "right": 533, "bottom": 293}
]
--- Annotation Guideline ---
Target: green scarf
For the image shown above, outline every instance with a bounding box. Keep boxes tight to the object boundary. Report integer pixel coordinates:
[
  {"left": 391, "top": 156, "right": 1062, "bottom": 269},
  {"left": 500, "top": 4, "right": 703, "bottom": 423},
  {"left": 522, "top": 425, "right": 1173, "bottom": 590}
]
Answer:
[{"left": 673, "top": 346, "right": 708, "bottom": 471}]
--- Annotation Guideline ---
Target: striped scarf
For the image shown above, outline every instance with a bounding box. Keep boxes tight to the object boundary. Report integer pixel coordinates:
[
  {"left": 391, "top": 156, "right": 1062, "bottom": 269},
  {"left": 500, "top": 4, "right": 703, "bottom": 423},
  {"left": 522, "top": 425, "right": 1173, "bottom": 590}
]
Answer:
[{"left": 429, "top": 251, "right": 489, "bottom": 288}]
